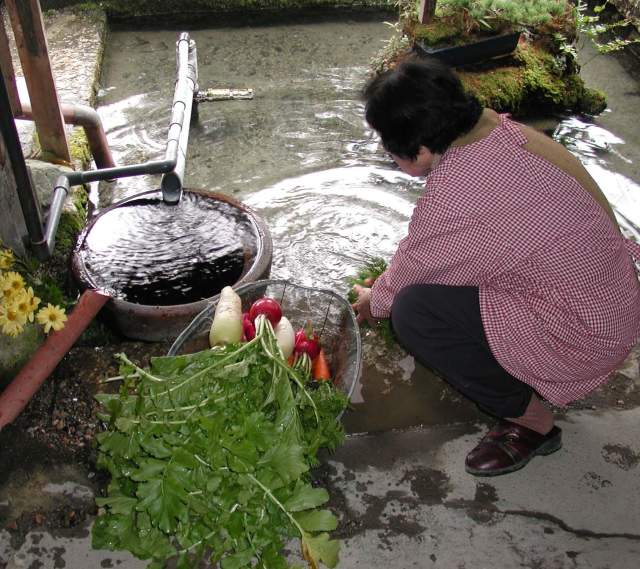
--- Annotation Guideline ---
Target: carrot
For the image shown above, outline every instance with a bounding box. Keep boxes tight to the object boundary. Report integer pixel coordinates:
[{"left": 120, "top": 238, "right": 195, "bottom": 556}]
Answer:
[{"left": 312, "top": 349, "right": 331, "bottom": 381}]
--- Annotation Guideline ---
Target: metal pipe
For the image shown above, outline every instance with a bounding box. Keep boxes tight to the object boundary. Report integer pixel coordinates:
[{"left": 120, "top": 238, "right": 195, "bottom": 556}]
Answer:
[
  {"left": 34, "top": 32, "right": 198, "bottom": 260},
  {"left": 0, "top": 289, "right": 110, "bottom": 430},
  {"left": 36, "top": 157, "right": 179, "bottom": 259},
  {"left": 161, "top": 34, "right": 198, "bottom": 204},
  {"left": 0, "top": 67, "right": 45, "bottom": 247},
  {"left": 18, "top": 100, "right": 116, "bottom": 169}
]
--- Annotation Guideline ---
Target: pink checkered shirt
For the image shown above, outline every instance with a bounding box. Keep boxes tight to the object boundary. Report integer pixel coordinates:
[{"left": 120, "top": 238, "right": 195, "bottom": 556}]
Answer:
[{"left": 370, "top": 114, "right": 640, "bottom": 405}]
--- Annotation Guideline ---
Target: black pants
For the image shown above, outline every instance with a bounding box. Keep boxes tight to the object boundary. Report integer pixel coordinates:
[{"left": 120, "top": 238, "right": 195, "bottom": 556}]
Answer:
[{"left": 391, "top": 284, "right": 532, "bottom": 418}]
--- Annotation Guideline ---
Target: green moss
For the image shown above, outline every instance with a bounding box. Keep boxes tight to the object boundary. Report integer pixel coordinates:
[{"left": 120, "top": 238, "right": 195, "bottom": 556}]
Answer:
[
  {"left": 412, "top": 19, "right": 465, "bottom": 46},
  {"left": 68, "top": 129, "right": 92, "bottom": 166},
  {"left": 578, "top": 86, "right": 607, "bottom": 115},
  {"left": 442, "top": 42, "right": 606, "bottom": 116},
  {"left": 387, "top": 1, "right": 607, "bottom": 116},
  {"left": 515, "top": 43, "right": 565, "bottom": 105},
  {"left": 460, "top": 66, "right": 525, "bottom": 112},
  {"left": 30, "top": 128, "right": 91, "bottom": 169}
]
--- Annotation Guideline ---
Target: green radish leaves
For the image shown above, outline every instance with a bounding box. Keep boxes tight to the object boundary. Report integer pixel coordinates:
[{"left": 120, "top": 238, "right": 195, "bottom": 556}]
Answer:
[{"left": 92, "top": 320, "right": 348, "bottom": 568}]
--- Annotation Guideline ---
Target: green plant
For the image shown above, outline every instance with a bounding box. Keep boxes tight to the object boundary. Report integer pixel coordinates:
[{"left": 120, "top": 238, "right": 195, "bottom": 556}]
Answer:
[
  {"left": 0, "top": 242, "right": 67, "bottom": 337},
  {"left": 346, "top": 257, "right": 397, "bottom": 346},
  {"left": 552, "top": 1, "right": 640, "bottom": 67},
  {"left": 436, "top": 0, "right": 567, "bottom": 31},
  {"left": 93, "top": 316, "right": 348, "bottom": 569},
  {"left": 371, "top": 20, "right": 412, "bottom": 73},
  {"left": 575, "top": 0, "right": 640, "bottom": 54}
]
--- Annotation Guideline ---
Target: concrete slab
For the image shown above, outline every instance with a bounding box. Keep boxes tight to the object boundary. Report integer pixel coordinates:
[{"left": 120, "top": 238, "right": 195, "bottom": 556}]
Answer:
[
  {"left": 324, "top": 410, "right": 640, "bottom": 569},
  {"left": 2, "top": 410, "right": 639, "bottom": 568}
]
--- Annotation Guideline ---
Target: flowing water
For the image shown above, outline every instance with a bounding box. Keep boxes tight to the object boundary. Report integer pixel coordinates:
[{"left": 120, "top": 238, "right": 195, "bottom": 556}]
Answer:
[
  {"left": 77, "top": 192, "right": 253, "bottom": 305},
  {"left": 94, "top": 14, "right": 640, "bottom": 433}
]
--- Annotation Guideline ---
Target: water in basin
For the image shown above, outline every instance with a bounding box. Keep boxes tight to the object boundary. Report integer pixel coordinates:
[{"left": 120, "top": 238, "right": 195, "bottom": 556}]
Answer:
[{"left": 77, "top": 191, "right": 253, "bottom": 305}]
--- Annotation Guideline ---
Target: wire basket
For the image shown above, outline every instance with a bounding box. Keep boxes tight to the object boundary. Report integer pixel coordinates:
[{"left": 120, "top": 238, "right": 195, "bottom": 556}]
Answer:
[{"left": 168, "top": 279, "right": 362, "bottom": 403}]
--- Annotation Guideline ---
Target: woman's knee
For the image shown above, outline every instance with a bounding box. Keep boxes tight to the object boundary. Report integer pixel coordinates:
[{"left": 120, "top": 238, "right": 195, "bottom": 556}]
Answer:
[{"left": 391, "top": 284, "right": 430, "bottom": 343}]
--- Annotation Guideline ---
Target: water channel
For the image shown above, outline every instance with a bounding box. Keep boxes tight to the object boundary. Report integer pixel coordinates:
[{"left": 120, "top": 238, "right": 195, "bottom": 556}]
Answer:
[{"left": 94, "top": 13, "right": 640, "bottom": 434}]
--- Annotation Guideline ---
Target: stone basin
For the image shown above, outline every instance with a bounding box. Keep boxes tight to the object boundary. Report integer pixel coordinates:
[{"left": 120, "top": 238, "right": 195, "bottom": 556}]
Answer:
[{"left": 71, "top": 188, "right": 272, "bottom": 341}]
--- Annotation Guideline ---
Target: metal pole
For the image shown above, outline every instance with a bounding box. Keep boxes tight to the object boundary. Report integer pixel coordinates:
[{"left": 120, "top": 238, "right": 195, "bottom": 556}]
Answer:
[
  {"left": 160, "top": 33, "right": 198, "bottom": 205},
  {"left": 34, "top": 32, "right": 198, "bottom": 259}
]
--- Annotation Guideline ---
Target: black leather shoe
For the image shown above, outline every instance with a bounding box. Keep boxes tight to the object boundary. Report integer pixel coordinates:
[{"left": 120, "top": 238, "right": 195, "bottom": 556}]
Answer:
[{"left": 465, "top": 421, "right": 562, "bottom": 477}]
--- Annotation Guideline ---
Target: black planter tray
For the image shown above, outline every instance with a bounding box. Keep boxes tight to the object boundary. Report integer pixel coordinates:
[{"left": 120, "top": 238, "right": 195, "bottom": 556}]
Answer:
[{"left": 414, "top": 31, "right": 521, "bottom": 68}]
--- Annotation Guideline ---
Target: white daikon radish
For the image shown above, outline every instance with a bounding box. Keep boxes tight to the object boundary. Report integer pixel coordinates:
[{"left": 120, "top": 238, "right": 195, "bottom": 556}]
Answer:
[
  {"left": 274, "top": 316, "right": 295, "bottom": 358},
  {"left": 209, "top": 286, "right": 243, "bottom": 346}
]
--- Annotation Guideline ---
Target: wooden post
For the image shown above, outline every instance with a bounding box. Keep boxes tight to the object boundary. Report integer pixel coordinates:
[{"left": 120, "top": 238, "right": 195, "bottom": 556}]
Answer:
[
  {"left": 5, "top": 0, "right": 70, "bottom": 163},
  {"left": 0, "top": 11, "right": 21, "bottom": 116},
  {"left": 418, "top": 0, "right": 438, "bottom": 24}
]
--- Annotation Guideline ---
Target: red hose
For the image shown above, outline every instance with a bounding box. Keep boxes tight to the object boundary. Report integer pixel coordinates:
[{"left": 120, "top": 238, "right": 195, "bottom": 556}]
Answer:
[{"left": 0, "top": 289, "right": 110, "bottom": 429}]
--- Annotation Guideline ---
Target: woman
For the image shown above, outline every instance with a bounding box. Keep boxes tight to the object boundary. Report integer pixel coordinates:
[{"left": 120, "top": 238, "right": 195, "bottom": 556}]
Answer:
[{"left": 352, "top": 56, "right": 640, "bottom": 476}]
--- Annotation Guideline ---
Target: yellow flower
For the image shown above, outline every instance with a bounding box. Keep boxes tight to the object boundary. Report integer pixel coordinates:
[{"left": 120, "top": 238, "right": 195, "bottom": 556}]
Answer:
[
  {"left": 14, "top": 289, "right": 37, "bottom": 323},
  {"left": 1, "top": 271, "right": 25, "bottom": 301},
  {"left": 0, "top": 249, "right": 14, "bottom": 270},
  {"left": 26, "top": 287, "right": 41, "bottom": 316},
  {"left": 0, "top": 304, "right": 26, "bottom": 337},
  {"left": 36, "top": 303, "right": 67, "bottom": 334}
]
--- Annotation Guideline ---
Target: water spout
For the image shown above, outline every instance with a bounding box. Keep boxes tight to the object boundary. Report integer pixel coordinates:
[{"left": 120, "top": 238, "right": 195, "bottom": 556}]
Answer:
[
  {"left": 34, "top": 32, "right": 199, "bottom": 259},
  {"left": 160, "top": 34, "right": 198, "bottom": 204}
]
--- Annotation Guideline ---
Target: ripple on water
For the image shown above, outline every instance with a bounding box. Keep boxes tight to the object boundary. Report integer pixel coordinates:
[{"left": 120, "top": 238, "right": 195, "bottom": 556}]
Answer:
[
  {"left": 245, "top": 166, "right": 424, "bottom": 292},
  {"left": 78, "top": 192, "right": 256, "bottom": 305}
]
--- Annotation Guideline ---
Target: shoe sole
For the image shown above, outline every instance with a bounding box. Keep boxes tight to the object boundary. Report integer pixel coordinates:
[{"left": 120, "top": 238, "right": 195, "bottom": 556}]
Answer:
[{"left": 465, "top": 434, "right": 563, "bottom": 477}]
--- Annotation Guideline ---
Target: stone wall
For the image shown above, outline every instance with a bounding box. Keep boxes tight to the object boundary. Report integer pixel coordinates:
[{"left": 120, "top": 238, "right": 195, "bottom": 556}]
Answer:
[
  {"left": 0, "top": 127, "right": 28, "bottom": 256},
  {"left": 41, "top": 0, "right": 395, "bottom": 18}
]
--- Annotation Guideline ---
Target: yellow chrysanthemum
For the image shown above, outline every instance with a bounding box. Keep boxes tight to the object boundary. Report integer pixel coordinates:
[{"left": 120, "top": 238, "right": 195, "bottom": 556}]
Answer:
[
  {"left": 14, "top": 290, "right": 37, "bottom": 323},
  {"left": 1, "top": 271, "right": 25, "bottom": 301},
  {"left": 36, "top": 303, "right": 67, "bottom": 334},
  {"left": 0, "top": 249, "right": 14, "bottom": 270},
  {"left": 26, "top": 287, "right": 41, "bottom": 315},
  {"left": 0, "top": 304, "right": 26, "bottom": 337}
]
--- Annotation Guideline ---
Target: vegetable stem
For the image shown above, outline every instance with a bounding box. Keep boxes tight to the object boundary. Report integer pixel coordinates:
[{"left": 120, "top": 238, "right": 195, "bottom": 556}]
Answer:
[
  {"left": 156, "top": 335, "right": 263, "bottom": 397},
  {"left": 257, "top": 318, "right": 320, "bottom": 424},
  {"left": 143, "top": 392, "right": 236, "bottom": 416},
  {"left": 116, "top": 354, "right": 167, "bottom": 383},
  {"left": 246, "top": 473, "right": 305, "bottom": 538},
  {"left": 99, "top": 373, "right": 140, "bottom": 384}
]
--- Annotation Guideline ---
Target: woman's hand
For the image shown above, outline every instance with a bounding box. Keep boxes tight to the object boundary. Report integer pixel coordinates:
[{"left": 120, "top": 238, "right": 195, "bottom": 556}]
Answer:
[{"left": 351, "top": 284, "right": 378, "bottom": 327}]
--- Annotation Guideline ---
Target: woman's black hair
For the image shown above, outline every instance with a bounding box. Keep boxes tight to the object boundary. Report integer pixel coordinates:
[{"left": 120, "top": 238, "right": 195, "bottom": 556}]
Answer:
[{"left": 362, "top": 55, "right": 483, "bottom": 158}]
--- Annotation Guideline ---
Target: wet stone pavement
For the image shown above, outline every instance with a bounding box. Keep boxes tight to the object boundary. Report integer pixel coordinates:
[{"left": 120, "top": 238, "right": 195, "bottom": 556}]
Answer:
[{"left": 2, "top": 7, "right": 640, "bottom": 569}]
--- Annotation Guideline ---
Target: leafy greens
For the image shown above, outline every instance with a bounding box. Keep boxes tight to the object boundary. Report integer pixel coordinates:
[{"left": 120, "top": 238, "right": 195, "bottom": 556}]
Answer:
[{"left": 92, "top": 316, "right": 348, "bottom": 569}]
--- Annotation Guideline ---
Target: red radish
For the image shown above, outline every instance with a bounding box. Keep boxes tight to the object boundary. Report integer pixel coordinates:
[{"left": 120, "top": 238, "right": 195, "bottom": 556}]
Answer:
[
  {"left": 242, "top": 312, "right": 256, "bottom": 341},
  {"left": 249, "top": 297, "right": 282, "bottom": 326},
  {"left": 294, "top": 322, "right": 320, "bottom": 360}
]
